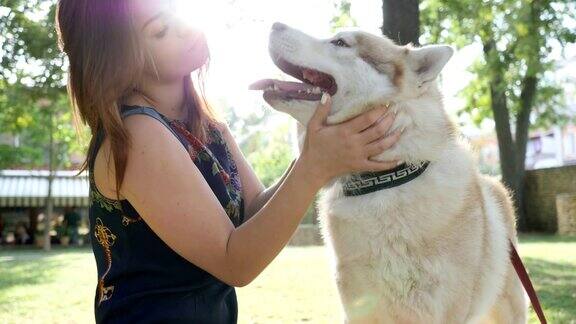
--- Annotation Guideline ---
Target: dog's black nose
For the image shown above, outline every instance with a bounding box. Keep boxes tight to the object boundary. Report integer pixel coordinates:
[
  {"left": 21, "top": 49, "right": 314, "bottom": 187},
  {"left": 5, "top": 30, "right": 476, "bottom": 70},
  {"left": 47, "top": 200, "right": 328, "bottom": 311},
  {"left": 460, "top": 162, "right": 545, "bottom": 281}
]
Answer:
[{"left": 272, "top": 22, "right": 287, "bottom": 32}]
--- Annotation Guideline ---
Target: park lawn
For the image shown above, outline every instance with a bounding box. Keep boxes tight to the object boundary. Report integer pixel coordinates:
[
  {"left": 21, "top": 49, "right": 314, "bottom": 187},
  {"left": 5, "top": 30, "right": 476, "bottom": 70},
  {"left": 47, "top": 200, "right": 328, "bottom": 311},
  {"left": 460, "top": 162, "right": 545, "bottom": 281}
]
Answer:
[{"left": 0, "top": 234, "right": 574, "bottom": 324}]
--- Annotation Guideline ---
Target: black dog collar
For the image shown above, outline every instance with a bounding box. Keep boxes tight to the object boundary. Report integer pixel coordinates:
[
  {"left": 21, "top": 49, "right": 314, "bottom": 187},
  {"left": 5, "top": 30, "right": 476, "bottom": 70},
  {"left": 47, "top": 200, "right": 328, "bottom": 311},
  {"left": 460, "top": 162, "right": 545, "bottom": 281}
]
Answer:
[{"left": 341, "top": 161, "right": 431, "bottom": 196}]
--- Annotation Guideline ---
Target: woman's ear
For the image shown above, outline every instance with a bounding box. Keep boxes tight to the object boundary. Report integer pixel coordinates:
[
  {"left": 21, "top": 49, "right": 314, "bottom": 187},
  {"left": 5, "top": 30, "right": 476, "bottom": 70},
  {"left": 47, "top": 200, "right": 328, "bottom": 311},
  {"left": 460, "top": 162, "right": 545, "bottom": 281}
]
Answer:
[{"left": 408, "top": 45, "right": 454, "bottom": 86}]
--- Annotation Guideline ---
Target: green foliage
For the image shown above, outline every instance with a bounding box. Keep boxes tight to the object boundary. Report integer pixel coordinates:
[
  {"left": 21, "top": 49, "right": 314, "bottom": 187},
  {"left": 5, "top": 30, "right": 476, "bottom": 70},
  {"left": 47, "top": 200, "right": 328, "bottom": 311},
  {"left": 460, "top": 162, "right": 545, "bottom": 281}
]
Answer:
[
  {"left": 420, "top": 0, "right": 576, "bottom": 130},
  {"left": 223, "top": 103, "right": 318, "bottom": 223},
  {"left": 0, "top": 0, "right": 88, "bottom": 169},
  {"left": 224, "top": 104, "right": 295, "bottom": 187},
  {"left": 330, "top": 0, "right": 357, "bottom": 32},
  {"left": 246, "top": 122, "right": 294, "bottom": 187}
]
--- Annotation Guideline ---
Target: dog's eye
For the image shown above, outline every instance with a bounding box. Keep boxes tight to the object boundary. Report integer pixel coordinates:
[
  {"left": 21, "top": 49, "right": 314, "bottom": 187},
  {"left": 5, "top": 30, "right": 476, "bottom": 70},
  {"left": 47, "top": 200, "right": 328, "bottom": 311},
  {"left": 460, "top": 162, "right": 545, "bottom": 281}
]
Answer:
[{"left": 331, "top": 38, "right": 350, "bottom": 48}]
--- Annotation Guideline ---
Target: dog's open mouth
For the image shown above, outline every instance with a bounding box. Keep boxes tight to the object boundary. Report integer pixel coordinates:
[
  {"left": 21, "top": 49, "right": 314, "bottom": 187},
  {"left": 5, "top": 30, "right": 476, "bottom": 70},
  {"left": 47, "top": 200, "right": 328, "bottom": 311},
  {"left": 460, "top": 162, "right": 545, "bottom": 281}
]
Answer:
[{"left": 249, "top": 56, "right": 338, "bottom": 101}]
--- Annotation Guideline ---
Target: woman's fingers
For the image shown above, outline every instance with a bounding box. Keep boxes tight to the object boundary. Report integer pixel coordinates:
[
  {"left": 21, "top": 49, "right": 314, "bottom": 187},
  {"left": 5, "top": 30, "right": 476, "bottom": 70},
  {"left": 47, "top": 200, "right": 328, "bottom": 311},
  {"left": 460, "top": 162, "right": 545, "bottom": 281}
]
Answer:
[
  {"left": 362, "top": 159, "right": 401, "bottom": 172},
  {"left": 300, "top": 97, "right": 404, "bottom": 180},
  {"left": 307, "top": 93, "right": 332, "bottom": 132},
  {"left": 343, "top": 103, "right": 391, "bottom": 134},
  {"left": 357, "top": 109, "right": 397, "bottom": 144},
  {"left": 364, "top": 128, "right": 403, "bottom": 157}
]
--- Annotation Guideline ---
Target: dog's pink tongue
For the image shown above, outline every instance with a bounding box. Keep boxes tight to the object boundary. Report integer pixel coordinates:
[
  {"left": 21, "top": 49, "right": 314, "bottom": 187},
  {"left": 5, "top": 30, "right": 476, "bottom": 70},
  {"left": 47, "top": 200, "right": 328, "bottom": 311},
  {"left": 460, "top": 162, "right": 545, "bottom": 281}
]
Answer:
[{"left": 248, "top": 79, "right": 274, "bottom": 90}]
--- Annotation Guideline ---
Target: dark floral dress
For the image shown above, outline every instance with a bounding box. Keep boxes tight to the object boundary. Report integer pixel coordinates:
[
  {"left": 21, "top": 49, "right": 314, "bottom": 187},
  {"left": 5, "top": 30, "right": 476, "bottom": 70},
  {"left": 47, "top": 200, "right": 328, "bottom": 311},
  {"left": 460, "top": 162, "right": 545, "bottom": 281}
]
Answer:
[{"left": 88, "top": 105, "right": 244, "bottom": 323}]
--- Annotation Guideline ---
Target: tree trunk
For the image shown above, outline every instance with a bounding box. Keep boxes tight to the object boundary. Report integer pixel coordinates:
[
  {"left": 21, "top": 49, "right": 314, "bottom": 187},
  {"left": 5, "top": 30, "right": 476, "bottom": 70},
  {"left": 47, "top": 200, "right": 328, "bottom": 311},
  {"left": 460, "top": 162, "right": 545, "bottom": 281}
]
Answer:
[
  {"left": 43, "top": 109, "right": 55, "bottom": 251},
  {"left": 487, "top": 77, "right": 525, "bottom": 229},
  {"left": 514, "top": 76, "right": 537, "bottom": 231},
  {"left": 513, "top": 0, "right": 540, "bottom": 232},
  {"left": 483, "top": 39, "right": 536, "bottom": 232},
  {"left": 381, "top": 0, "right": 420, "bottom": 46},
  {"left": 28, "top": 207, "right": 38, "bottom": 242}
]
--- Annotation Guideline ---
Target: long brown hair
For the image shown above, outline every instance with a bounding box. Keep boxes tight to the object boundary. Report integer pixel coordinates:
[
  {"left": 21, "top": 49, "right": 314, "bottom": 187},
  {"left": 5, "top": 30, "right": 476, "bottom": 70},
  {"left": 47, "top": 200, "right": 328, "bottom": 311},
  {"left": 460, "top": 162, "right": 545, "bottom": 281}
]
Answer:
[{"left": 55, "top": 0, "right": 222, "bottom": 202}]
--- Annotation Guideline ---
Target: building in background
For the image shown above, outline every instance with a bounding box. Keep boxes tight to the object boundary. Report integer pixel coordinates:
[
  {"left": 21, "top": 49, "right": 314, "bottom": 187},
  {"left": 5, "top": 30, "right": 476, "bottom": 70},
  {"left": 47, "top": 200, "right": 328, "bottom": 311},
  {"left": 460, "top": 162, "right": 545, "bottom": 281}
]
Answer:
[{"left": 0, "top": 170, "right": 90, "bottom": 247}]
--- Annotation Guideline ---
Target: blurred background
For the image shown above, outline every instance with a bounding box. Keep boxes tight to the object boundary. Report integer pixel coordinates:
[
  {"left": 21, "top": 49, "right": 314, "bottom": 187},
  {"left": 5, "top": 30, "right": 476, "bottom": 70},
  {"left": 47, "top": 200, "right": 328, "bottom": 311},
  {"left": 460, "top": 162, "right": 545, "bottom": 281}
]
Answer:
[{"left": 0, "top": 0, "right": 575, "bottom": 323}]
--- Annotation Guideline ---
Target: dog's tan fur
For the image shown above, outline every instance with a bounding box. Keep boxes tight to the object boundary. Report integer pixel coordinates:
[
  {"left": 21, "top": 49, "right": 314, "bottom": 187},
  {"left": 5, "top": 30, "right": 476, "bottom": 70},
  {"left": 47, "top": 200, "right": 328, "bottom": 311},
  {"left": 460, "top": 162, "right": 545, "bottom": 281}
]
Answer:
[
  {"left": 319, "top": 175, "right": 527, "bottom": 323},
  {"left": 357, "top": 33, "right": 406, "bottom": 89},
  {"left": 479, "top": 177, "right": 528, "bottom": 324},
  {"left": 262, "top": 24, "right": 529, "bottom": 323}
]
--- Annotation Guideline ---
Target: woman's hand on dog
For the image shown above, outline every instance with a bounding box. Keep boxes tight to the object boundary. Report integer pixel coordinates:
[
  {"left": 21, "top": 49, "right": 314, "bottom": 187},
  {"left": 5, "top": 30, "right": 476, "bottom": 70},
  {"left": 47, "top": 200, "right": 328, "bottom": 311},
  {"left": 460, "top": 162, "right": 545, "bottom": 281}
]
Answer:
[{"left": 299, "top": 92, "right": 402, "bottom": 182}]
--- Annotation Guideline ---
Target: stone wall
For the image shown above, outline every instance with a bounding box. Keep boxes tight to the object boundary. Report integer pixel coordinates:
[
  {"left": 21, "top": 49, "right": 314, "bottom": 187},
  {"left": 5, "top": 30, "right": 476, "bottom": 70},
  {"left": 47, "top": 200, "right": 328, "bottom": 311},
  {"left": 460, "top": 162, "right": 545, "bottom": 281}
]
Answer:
[
  {"left": 556, "top": 193, "right": 576, "bottom": 235},
  {"left": 524, "top": 164, "right": 576, "bottom": 232}
]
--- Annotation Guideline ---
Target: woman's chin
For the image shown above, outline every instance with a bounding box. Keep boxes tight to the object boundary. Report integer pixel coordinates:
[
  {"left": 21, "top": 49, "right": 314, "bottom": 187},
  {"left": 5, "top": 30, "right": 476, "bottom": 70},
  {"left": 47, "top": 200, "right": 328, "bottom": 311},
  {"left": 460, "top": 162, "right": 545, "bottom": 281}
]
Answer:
[
  {"left": 185, "top": 38, "right": 210, "bottom": 71},
  {"left": 185, "top": 52, "right": 209, "bottom": 75}
]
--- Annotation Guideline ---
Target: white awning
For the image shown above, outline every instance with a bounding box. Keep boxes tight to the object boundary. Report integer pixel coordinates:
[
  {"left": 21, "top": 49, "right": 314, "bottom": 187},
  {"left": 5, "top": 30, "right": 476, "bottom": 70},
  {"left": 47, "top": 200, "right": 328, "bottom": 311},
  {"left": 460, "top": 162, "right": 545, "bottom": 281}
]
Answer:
[{"left": 0, "top": 170, "right": 90, "bottom": 208}]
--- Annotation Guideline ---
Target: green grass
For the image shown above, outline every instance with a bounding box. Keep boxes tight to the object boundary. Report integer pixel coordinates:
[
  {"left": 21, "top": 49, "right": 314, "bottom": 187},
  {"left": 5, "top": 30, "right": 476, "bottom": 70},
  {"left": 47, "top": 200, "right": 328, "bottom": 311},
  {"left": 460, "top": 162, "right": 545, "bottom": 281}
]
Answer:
[
  {"left": 516, "top": 234, "right": 576, "bottom": 324},
  {"left": 0, "top": 234, "right": 574, "bottom": 323}
]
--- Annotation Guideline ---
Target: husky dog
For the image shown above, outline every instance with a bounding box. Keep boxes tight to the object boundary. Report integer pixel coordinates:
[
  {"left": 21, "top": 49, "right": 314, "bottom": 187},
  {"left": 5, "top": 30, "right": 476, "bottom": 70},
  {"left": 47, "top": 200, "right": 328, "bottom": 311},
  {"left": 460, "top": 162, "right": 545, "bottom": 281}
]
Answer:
[{"left": 250, "top": 22, "right": 528, "bottom": 323}]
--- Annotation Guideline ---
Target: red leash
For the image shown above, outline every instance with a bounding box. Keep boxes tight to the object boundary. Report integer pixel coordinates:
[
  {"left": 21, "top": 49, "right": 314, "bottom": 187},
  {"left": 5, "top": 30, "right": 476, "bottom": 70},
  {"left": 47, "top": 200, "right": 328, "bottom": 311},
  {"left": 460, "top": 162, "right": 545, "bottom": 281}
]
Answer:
[{"left": 509, "top": 239, "right": 547, "bottom": 324}]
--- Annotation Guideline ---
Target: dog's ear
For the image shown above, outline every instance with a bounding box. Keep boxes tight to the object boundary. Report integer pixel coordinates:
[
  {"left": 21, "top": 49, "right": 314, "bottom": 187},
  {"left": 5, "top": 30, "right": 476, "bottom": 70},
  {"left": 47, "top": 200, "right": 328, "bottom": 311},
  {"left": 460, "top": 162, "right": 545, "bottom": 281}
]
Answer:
[{"left": 408, "top": 45, "right": 454, "bottom": 85}]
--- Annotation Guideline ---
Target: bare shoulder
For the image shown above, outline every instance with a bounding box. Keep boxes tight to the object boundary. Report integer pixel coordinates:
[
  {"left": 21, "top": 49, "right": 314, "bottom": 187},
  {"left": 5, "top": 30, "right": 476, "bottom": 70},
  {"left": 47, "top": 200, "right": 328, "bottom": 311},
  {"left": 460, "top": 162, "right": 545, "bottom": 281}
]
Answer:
[
  {"left": 120, "top": 112, "right": 192, "bottom": 182},
  {"left": 93, "top": 114, "right": 189, "bottom": 200}
]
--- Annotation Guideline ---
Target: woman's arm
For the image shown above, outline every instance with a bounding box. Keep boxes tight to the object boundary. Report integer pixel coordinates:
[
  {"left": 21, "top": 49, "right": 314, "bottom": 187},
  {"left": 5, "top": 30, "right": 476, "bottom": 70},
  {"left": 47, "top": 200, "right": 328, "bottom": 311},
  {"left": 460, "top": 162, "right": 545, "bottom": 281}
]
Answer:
[
  {"left": 120, "top": 99, "right": 399, "bottom": 287},
  {"left": 121, "top": 114, "right": 322, "bottom": 287}
]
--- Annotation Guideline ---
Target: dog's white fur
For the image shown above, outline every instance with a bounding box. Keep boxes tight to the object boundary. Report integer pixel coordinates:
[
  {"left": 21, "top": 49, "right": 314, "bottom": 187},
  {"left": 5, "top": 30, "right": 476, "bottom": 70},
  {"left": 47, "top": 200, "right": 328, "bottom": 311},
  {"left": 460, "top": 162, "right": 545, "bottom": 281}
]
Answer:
[{"left": 263, "top": 24, "right": 529, "bottom": 323}]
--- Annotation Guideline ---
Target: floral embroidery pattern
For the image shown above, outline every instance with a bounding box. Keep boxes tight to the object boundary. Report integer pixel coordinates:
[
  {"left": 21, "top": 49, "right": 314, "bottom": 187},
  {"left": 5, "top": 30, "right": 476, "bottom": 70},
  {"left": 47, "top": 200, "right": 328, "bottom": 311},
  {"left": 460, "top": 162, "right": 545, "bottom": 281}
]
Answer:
[
  {"left": 169, "top": 121, "right": 243, "bottom": 225},
  {"left": 208, "top": 126, "right": 242, "bottom": 192},
  {"left": 207, "top": 126, "right": 243, "bottom": 222},
  {"left": 94, "top": 217, "right": 117, "bottom": 305},
  {"left": 122, "top": 215, "right": 142, "bottom": 226},
  {"left": 89, "top": 172, "right": 141, "bottom": 226},
  {"left": 89, "top": 175, "right": 123, "bottom": 212}
]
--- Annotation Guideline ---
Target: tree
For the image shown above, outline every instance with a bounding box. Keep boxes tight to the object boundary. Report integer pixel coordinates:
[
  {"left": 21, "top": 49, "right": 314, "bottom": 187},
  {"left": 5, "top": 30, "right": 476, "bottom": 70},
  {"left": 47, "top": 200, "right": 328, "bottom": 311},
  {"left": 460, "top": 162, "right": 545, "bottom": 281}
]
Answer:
[
  {"left": 223, "top": 103, "right": 295, "bottom": 187},
  {"left": 331, "top": 0, "right": 357, "bottom": 32},
  {"left": 420, "top": 0, "right": 576, "bottom": 230},
  {"left": 0, "top": 1, "right": 85, "bottom": 168},
  {"left": 1, "top": 0, "right": 90, "bottom": 249}
]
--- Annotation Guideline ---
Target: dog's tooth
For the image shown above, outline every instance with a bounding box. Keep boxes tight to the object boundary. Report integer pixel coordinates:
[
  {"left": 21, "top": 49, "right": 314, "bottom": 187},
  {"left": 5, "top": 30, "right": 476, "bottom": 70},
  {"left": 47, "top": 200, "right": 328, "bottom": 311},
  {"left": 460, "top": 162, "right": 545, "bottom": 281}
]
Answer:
[{"left": 312, "top": 87, "right": 321, "bottom": 94}]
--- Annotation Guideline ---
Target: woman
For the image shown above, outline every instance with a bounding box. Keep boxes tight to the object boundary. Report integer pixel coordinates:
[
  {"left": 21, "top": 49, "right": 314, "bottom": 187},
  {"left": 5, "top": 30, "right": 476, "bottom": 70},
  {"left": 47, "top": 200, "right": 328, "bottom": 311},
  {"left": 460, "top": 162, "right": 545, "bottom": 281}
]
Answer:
[{"left": 55, "top": 0, "right": 401, "bottom": 322}]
